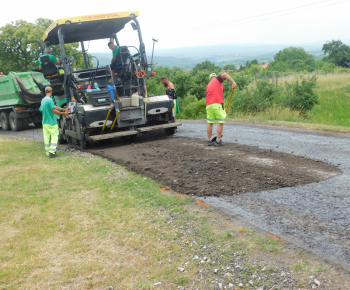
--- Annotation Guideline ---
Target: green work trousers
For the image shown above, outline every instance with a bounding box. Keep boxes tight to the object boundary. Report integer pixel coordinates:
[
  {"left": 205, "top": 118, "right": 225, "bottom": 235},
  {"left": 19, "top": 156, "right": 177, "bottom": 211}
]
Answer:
[{"left": 43, "top": 124, "right": 59, "bottom": 156}]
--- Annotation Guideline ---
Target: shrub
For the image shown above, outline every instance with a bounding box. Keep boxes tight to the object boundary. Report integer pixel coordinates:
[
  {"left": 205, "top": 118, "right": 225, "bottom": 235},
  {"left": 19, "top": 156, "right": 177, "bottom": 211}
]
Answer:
[
  {"left": 229, "top": 81, "right": 277, "bottom": 113},
  {"left": 178, "top": 97, "right": 206, "bottom": 119},
  {"left": 281, "top": 77, "right": 318, "bottom": 116},
  {"left": 234, "top": 73, "right": 251, "bottom": 90}
]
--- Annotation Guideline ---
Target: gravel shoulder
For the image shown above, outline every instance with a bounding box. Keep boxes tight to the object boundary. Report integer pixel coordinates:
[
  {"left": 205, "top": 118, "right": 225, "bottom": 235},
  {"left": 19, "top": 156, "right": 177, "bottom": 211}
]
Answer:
[{"left": 176, "top": 121, "right": 350, "bottom": 272}]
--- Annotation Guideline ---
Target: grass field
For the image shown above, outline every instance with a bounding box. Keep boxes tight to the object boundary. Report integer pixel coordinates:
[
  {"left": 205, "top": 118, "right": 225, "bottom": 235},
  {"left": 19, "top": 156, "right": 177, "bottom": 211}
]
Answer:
[
  {"left": 177, "top": 73, "right": 350, "bottom": 132},
  {"left": 226, "top": 73, "right": 350, "bottom": 131},
  {"left": 1, "top": 137, "right": 349, "bottom": 289}
]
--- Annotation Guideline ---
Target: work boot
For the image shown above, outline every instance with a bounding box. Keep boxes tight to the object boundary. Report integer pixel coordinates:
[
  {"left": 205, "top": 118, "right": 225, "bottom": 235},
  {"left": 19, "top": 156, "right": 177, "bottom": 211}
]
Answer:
[
  {"left": 49, "top": 152, "right": 58, "bottom": 158},
  {"left": 215, "top": 139, "right": 224, "bottom": 147},
  {"left": 207, "top": 140, "right": 213, "bottom": 146}
]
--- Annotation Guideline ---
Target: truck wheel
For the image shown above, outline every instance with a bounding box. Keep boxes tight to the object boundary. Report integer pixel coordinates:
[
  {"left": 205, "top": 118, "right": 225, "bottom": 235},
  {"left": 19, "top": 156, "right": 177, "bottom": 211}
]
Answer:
[
  {"left": 0, "top": 112, "right": 10, "bottom": 131},
  {"left": 9, "top": 111, "right": 23, "bottom": 131}
]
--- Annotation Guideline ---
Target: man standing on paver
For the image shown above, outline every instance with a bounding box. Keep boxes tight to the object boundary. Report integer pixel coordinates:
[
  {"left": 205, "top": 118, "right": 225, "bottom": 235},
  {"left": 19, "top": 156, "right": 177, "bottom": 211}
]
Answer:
[
  {"left": 206, "top": 72, "right": 236, "bottom": 146},
  {"left": 108, "top": 41, "right": 120, "bottom": 83},
  {"left": 160, "top": 76, "right": 179, "bottom": 122},
  {"left": 39, "top": 86, "right": 70, "bottom": 158}
]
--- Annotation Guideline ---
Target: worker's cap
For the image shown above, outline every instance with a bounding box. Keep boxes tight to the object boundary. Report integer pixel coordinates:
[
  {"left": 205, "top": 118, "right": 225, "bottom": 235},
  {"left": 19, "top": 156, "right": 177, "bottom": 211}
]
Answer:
[
  {"left": 44, "top": 47, "right": 52, "bottom": 53},
  {"left": 45, "top": 86, "right": 53, "bottom": 93},
  {"left": 209, "top": 73, "right": 217, "bottom": 80}
]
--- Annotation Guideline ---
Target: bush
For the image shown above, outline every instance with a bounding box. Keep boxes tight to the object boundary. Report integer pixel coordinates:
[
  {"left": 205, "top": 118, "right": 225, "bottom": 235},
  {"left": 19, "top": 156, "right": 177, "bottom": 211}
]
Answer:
[
  {"left": 281, "top": 77, "right": 318, "bottom": 116},
  {"left": 233, "top": 73, "right": 251, "bottom": 90},
  {"left": 229, "top": 81, "right": 277, "bottom": 113},
  {"left": 178, "top": 98, "right": 206, "bottom": 119},
  {"left": 189, "top": 70, "right": 213, "bottom": 100}
]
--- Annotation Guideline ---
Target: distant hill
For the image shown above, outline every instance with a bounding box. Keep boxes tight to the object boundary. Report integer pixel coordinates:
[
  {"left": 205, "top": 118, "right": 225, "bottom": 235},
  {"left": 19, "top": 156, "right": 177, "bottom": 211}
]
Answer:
[{"left": 89, "top": 41, "right": 350, "bottom": 70}]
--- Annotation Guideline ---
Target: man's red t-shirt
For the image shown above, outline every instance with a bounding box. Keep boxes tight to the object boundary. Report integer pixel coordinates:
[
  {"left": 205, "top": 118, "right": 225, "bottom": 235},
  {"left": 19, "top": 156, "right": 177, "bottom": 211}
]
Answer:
[{"left": 206, "top": 75, "right": 226, "bottom": 106}]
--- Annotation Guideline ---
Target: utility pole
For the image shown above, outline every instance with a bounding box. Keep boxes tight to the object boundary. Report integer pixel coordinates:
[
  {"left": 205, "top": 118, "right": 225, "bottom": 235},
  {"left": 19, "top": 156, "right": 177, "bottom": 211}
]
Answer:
[{"left": 151, "top": 38, "right": 158, "bottom": 67}]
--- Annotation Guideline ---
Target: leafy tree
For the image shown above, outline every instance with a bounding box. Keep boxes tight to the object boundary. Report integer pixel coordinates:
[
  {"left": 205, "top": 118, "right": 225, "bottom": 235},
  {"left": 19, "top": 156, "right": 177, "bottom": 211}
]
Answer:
[
  {"left": 322, "top": 40, "right": 350, "bottom": 67},
  {"left": 268, "top": 61, "right": 289, "bottom": 72},
  {"left": 0, "top": 20, "right": 40, "bottom": 72},
  {"left": 0, "top": 18, "right": 85, "bottom": 74},
  {"left": 223, "top": 64, "right": 236, "bottom": 71},
  {"left": 146, "top": 66, "right": 191, "bottom": 98},
  {"left": 245, "top": 59, "right": 259, "bottom": 69},
  {"left": 315, "top": 60, "right": 336, "bottom": 72},
  {"left": 233, "top": 73, "right": 251, "bottom": 90},
  {"left": 248, "top": 64, "right": 261, "bottom": 75},
  {"left": 190, "top": 70, "right": 212, "bottom": 100},
  {"left": 268, "top": 47, "right": 316, "bottom": 72},
  {"left": 178, "top": 98, "right": 206, "bottom": 119},
  {"left": 191, "top": 60, "right": 220, "bottom": 76},
  {"left": 171, "top": 68, "right": 191, "bottom": 98}
]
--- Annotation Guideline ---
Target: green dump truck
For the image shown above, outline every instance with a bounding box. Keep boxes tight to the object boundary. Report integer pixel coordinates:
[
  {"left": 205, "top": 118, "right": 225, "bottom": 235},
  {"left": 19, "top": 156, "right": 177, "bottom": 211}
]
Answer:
[{"left": 0, "top": 71, "right": 48, "bottom": 131}]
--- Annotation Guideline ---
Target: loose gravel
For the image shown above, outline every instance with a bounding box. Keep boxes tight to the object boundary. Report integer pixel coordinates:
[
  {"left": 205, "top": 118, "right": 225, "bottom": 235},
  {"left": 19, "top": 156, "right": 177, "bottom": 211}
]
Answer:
[{"left": 177, "top": 121, "right": 350, "bottom": 272}]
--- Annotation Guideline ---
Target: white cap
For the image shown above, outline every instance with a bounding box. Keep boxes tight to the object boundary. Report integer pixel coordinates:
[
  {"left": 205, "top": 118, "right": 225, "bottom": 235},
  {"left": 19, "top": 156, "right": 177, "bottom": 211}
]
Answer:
[
  {"left": 44, "top": 47, "right": 52, "bottom": 53},
  {"left": 209, "top": 73, "right": 217, "bottom": 80}
]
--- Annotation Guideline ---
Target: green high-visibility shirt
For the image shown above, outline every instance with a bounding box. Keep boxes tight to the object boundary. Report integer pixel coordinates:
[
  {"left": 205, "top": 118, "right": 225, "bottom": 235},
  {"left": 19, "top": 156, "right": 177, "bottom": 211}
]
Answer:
[
  {"left": 39, "top": 96, "right": 57, "bottom": 125},
  {"left": 38, "top": 54, "right": 58, "bottom": 66}
]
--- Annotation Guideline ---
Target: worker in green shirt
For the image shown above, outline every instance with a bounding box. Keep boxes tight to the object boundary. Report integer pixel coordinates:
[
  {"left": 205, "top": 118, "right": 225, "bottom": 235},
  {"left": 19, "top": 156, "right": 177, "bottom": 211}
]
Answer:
[
  {"left": 39, "top": 86, "right": 70, "bottom": 158},
  {"left": 38, "top": 47, "right": 61, "bottom": 70},
  {"left": 108, "top": 41, "right": 120, "bottom": 82}
]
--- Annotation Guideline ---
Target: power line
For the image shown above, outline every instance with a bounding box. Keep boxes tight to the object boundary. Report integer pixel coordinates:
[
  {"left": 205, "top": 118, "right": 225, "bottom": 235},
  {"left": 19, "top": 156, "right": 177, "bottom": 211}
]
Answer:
[{"left": 169, "top": 0, "right": 350, "bottom": 36}]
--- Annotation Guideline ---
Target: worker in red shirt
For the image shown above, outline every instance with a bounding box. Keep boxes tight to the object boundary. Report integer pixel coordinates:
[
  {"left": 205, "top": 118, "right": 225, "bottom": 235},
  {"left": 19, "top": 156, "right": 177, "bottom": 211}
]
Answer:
[{"left": 206, "top": 72, "right": 236, "bottom": 146}]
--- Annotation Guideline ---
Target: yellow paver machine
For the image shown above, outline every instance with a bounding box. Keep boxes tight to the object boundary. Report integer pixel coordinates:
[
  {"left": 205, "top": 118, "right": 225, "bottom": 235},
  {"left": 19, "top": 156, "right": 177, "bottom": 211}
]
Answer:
[{"left": 41, "top": 11, "right": 180, "bottom": 148}]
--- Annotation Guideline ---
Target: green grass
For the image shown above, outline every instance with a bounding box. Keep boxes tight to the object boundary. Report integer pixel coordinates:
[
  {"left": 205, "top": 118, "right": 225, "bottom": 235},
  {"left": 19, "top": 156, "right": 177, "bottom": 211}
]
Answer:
[
  {"left": 227, "top": 74, "right": 350, "bottom": 130},
  {"left": 0, "top": 139, "right": 193, "bottom": 288},
  {"left": 0, "top": 137, "right": 346, "bottom": 289},
  {"left": 311, "top": 75, "right": 350, "bottom": 127},
  {"left": 178, "top": 73, "right": 350, "bottom": 131}
]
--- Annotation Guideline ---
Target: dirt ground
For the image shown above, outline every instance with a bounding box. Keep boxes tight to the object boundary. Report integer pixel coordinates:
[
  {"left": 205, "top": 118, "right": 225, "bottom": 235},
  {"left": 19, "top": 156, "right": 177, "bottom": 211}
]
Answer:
[{"left": 88, "top": 135, "right": 340, "bottom": 197}]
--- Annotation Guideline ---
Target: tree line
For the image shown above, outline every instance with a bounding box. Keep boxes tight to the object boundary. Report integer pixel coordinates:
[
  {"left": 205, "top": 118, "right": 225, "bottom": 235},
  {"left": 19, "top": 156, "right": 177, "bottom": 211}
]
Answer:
[
  {"left": 148, "top": 40, "right": 350, "bottom": 101},
  {"left": 0, "top": 19, "right": 85, "bottom": 74},
  {"left": 148, "top": 41, "right": 350, "bottom": 119},
  {"left": 1, "top": 18, "right": 349, "bottom": 119}
]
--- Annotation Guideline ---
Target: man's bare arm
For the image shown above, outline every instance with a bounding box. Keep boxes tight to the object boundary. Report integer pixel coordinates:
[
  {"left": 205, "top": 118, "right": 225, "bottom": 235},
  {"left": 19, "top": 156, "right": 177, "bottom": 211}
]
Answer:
[
  {"left": 55, "top": 106, "right": 70, "bottom": 112},
  {"left": 52, "top": 108, "right": 69, "bottom": 115},
  {"left": 222, "top": 73, "right": 237, "bottom": 89}
]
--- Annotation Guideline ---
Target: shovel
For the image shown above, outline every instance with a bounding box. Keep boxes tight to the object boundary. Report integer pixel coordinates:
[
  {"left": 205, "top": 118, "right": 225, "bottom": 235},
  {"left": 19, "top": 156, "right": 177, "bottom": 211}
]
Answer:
[
  {"left": 225, "top": 87, "right": 235, "bottom": 111},
  {"left": 211, "top": 88, "right": 235, "bottom": 142}
]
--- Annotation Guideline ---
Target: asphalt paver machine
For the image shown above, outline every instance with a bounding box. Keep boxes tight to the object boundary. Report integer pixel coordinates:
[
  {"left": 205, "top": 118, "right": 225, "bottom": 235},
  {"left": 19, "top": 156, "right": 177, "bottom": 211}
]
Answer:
[{"left": 41, "top": 11, "right": 180, "bottom": 148}]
